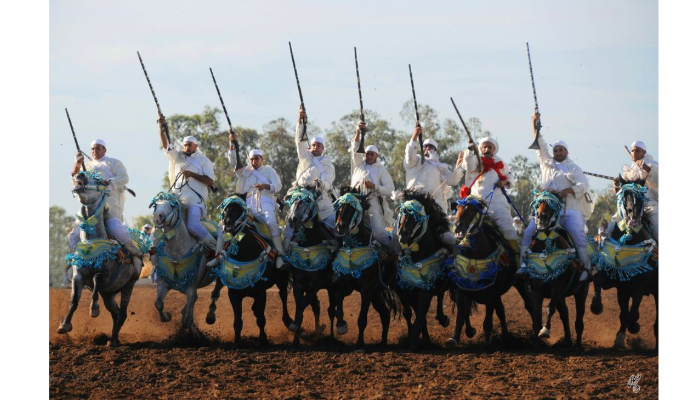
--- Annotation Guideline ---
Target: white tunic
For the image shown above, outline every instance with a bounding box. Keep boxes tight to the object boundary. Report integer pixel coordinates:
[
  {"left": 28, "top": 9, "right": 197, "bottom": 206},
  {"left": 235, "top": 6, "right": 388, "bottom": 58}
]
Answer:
[
  {"left": 403, "top": 140, "right": 460, "bottom": 215},
  {"left": 349, "top": 141, "right": 395, "bottom": 229},
  {"left": 227, "top": 150, "right": 282, "bottom": 210},
  {"left": 165, "top": 148, "right": 214, "bottom": 209},
  {"left": 623, "top": 155, "right": 659, "bottom": 203},
  {"left": 293, "top": 123, "right": 336, "bottom": 221},
  {"left": 534, "top": 135, "right": 589, "bottom": 216},
  {"left": 86, "top": 155, "right": 129, "bottom": 221}
]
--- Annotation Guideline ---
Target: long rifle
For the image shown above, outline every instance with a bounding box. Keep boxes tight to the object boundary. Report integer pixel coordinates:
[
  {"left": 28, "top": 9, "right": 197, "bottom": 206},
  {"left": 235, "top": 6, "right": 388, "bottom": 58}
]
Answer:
[
  {"left": 288, "top": 42, "right": 309, "bottom": 144},
  {"left": 65, "top": 108, "right": 85, "bottom": 172},
  {"left": 408, "top": 64, "right": 425, "bottom": 164},
  {"left": 450, "top": 97, "right": 481, "bottom": 173},
  {"left": 137, "top": 51, "right": 171, "bottom": 146},
  {"left": 584, "top": 171, "right": 616, "bottom": 181},
  {"left": 526, "top": 42, "right": 542, "bottom": 150},
  {"left": 354, "top": 47, "right": 367, "bottom": 154},
  {"left": 210, "top": 68, "right": 245, "bottom": 170}
]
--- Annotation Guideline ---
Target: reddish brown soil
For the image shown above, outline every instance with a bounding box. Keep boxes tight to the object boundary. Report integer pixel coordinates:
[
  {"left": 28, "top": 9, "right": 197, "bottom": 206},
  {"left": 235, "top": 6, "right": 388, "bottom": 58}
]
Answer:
[{"left": 49, "top": 282, "right": 658, "bottom": 399}]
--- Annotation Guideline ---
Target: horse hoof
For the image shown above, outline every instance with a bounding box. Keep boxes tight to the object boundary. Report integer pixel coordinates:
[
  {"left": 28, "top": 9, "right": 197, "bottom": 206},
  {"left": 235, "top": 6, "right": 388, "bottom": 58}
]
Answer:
[
  {"left": 444, "top": 338, "right": 458, "bottom": 348},
  {"left": 337, "top": 322, "right": 348, "bottom": 336},
  {"left": 437, "top": 315, "right": 450, "bottom": 328},
  {"left": 91, "top": 305, "right": 100, "bottom": 318},
  {"left": 282, "top": 316, "right": 293, "bottom": 328},
  {"left": 590, "top": 301, "right": 603, "bottom": 315},
  {"left": 57, "top": 323, "right": 72, "bottom": 334},
  {"left": 205, "top": 312, "right": 216, "bottom": 325},
  {"left": 288, "top": 323, "right": 300, "bottom": 333},
  {"left": 354, "top": 348, "right": 366, "bottom": 354},
  {"left": 628, "top": 322, "right": 641, "bottom": 334},
  {"left": 466, "top": 327, "right": 477, "bottom": 339},
  {"left": 538, "top": 327, "right": 550, "bottom": 338},
  {"left": 315, "top": 324, "right": 327, "bottom": 334},
  {"left": 160, "top": 312, "right": 172, "bottom": 323},
  {"left": 109, "top": 339, "right": 119, "bottom": 348},
  {"left": 614, "top": 332, "right": 626, "bottom": 349}
]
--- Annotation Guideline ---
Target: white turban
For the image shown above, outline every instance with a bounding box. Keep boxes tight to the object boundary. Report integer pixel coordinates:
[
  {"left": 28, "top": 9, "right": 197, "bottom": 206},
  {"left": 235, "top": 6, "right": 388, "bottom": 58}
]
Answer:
[
  {"left": 143, "top": 224, "right": 151, "bottom": 229},
  {"left": 552, "top": 140, "right": 568, "bottom": 151},
  {"left": 250, "top": 149, "right": 263, "bottom": 157},
  {"left": 423, "top": 139, "right": 438, "bottom": 149},
  {"left": 182, "top": 136, "right": 198, "bottom": 145},
  {"left": 479, "top": 137, "right": 499, "bottom": 154},
  {"left": 91, "top": 139, "right": 106, "bottom": 148},
  {"left": 365, "top": 145, "right": 379, "bottom": 154},
  {"left": 310, "top": 136, "right": 325, "bottom": 146},
  {"left": 631, "top": 141, "right": 646, "bottom": 152}
]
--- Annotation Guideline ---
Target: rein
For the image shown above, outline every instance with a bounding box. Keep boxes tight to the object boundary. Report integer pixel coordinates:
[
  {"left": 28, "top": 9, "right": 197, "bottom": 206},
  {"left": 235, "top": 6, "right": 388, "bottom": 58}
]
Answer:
[
  {"left": 455, "top": 196, "right": 487, "bottom": 246},
  {"left": 397, "top": 199, "right": 430, "bottom": 246},
  {"left": 530, "top": 190, "right": 562, "bottom": 229},
  {"left": 150, "top": 192, "right": 184, "bottom": 240}
]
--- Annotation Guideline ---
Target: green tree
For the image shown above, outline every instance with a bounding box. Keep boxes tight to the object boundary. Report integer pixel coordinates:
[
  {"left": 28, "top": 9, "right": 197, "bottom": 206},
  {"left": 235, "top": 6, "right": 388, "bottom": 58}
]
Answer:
[
  {"left": 587, "top": 185, "right": 618, "bottom": 233},
  {"left": 258, "top": 118, "right": 297, "bottom": 196},
  {"left": 131, "top": 214, "right": 153, "bottom": 231},
  {"left": 49, "top": 206, "right": 74, "bottom": 287},
  {"left": 508, "top": 155, "right": 541, "bottom": 223}
]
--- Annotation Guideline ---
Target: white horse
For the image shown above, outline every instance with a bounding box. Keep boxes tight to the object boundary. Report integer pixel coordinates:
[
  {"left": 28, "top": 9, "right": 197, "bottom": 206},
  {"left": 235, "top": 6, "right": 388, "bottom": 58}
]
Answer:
[
  {"left": 150, "top": 192, "right": 215, "bottom": 335},
  {"left": 57, "top": 171, "right": 142, "bottom": 347}
]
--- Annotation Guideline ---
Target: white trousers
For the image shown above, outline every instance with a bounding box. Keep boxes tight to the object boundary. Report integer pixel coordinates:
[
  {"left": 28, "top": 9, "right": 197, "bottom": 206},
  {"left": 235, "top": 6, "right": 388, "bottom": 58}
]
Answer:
[
  {"left": 251, "top": 202, "right": 281, "bottom": 237},
  {"left": 488, "top": 202, "right": 518, "bottom": 241},
  {"left": 69, "top": 218, "right": 131, "bottom": 249},
  {"left": 521, "top": 209, "right": 587, "bottom": 248},
  {"left": 646, "top": 200, "right": 659, "bottom": 242},
  {"left": 365, "top": 197, "right": 391, "bottom": 246},
  {"left": 185, "top": 205, "right": 210, "bottom": 241}
]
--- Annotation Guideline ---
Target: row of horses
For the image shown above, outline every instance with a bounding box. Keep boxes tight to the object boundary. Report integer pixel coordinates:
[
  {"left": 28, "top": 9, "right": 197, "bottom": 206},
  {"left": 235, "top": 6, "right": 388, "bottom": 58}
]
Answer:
[{"left": 58, "top": 171, "right": 658, "bottom": 352}]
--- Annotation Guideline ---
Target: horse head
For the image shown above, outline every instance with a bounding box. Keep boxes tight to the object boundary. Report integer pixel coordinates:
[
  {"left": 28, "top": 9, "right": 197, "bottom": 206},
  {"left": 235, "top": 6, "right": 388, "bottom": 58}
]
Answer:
[
  {"left": 333, "top": 187, "right": 368, "bottom": 237},
  {"left": 531, "top": 190, "right": 562, "bottom": 232},
  {"left": 72, "top": 170, "right": 110, "bottom": 206},
  {"left": 396, "top": 195, "right": 431, "bottom": 247},
  {"left": 453, "top": 195, "right": 487, "bottom": 243},
  {"left": 150, "top": 192, "right": 182, "bottom": 230},
  {"left": 617, "top": 177, "right": 648, "bottom": 229},
  {"left": 217, "top": 194, "right": 249, "bottom": 235},
  {"left": 284, "top": 186, "right": 320, "bottom": 231}
]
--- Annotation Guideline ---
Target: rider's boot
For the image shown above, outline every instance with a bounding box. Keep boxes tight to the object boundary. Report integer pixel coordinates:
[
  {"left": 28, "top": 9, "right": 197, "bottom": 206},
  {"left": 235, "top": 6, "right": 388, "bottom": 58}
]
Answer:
[
  {"left": 576, "top": 246, "right": 592, "bottom": 282},
  {"left": 271, "top": 235, "right": 286, "bottom": 269},
  {"left": 206, "top": 233, "right": 226, "bottom": 267},
  {"left": 515, "top": 245, "right": 529, "bottom": 277},
  {"left": 124, "top": 240, "right": 144, "bottom": 272}
]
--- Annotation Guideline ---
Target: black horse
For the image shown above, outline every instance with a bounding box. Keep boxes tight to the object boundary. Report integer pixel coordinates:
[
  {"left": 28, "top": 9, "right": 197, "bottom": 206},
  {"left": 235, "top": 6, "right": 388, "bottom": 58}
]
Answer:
[
  {"left": 522, "top": 191, "right": 591, "bottom": 347},
  {"left": 205, "top": 194, "right": 292, "bottom": 345},
  {"left": 283, "top": 186, "right": 337, "bottom": 346},
  {"left": 331, "top": 188, "right": 401, "bottom": 352},
  {"left": 445, "top": 195, "right": 533, "bottom": 347},
  {"left": 394, "top": 190, "right": 454, "bottom": 351},
  {"left": 590, "top": 178, "right": 658, "bottom": 349}
]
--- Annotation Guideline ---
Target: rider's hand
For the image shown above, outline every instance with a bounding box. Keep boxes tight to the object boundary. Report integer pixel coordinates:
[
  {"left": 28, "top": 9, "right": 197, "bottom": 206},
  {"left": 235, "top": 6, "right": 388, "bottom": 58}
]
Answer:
[
  {"left": 411, "top": 124, "right": 422, "bottom": 141},
  {"left": 75, "top": 151, "right": 84, "bottom": 164},
  {"left": 364, "top": 180, "right": 376, "bottom": 189},
  {"left": 298, "top": 106, "right": 307, "bottom": 124},
  {"left": 357, "top": 121, "right": 366, "bottom": 132},
  {"left": 455, "top": 151, "right": 464, "bottom": 168}
]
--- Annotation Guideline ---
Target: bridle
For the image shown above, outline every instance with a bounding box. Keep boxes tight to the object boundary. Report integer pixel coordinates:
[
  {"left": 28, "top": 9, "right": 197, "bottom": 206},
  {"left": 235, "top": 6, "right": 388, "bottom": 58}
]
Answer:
[
  {"left": 455, "top": 196, "right": 487, "bottom": 245},
  {"left": 531, "top": 190, "right": 562, "bottom": 231},
  {"left": 396, "top": 199, "right": 430, "bottom": 245},
  {"left": 333, "top": 193, "right": 364, "bottom": 236},
  {"left": 217, "top": 195, "right": 249, "bottom": 235},
  {"left": 150, "top": 192, "right": 183, "bottom": 235},
  {"left": 285, "top": 188, "right": 318, "bottom": 228}
]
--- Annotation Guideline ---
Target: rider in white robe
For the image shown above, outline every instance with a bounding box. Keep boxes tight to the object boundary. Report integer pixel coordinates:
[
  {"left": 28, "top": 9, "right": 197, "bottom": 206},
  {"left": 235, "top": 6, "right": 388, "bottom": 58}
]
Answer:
[
  {"left": 349, "top": 121, "right": 395, "bottom": 246},
  {"left": 70, "top": 139, "right": 143, "bottom": 267},
  {"left": 517, "top": 112, "right": 592, "bottom": 281}
]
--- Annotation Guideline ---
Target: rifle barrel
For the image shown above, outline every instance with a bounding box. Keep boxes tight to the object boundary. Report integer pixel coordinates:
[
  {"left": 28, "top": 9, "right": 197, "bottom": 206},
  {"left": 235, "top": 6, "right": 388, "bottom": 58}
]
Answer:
[
  {"left": 288, "top": 42, "right": 308, "bottom": 143},
  {"left": 450, "top": 97, "right": 481, "bottom": 172},
  {"left": 583, "top": 171, "right": 616, "bottom": 181},
  {"left": 354, "top": 47, "right": 366, "bottom": 154},
  {"left": 137, "top": 51, "right": 171, "bottom": 144},
  {"left": 408, "top": 64, "right": 424, "bottom": 164},
  {"left": 526, "top": 42, "right": 541, "bottom": 150},
  {"left": 65, "top": 108, "right": 86, "bottom": 172},
  {"left": 210, "top": 68, "right": 244, "bottom": 170}
]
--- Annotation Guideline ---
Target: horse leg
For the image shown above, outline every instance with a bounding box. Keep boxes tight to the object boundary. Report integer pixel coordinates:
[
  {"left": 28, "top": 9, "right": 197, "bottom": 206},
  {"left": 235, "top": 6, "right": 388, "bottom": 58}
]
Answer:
[
  {"left": 181, "top": 285, "right": 198, "bottom": 335},
  {"left": 434, "top": 289, "right": 450, "bottom": 327},
  {"left": 494, "top": 296, "right": 509, "bottom": 340},
  {"left": 276, "top": 274, "right": 293, "bottom": 328},
  {"left": 445, "top": 291, "right": 465, "bottom": 348},
  {"left": 574, "top": 283, "right": 588, "bottom": 347},
  {"left": 483, "top": 301, "right": 495, "bottom": 345},
  {"left": 310, "top": 292, "right": 326, "bottom": 333},
  {"left": 627, "top": 288, "right": 645, "bottom": 335},
  {"left": 590, "top": 273, "right": 604, "bottom": 315},
  {"left": 252, "top": 290, "right": 269, "bottom": 345},
  {"left": 530, "top": 290, "right": 544, "bottom": 345},
  {"left": 371, "top": 290, "right": 391, "bottom": 348},
  {"left": 90, "top": 273, "right": 100, "bottom": 318},
  {"left": 326, "top": 286, "right": 336, "bottom": 337},
  {"left": 354, "top": 288, "right": 373, "bottom": 353},
  {"left": 58, "top": 272, "right": 85, "bottom": 334},
  {"left": 614, "top": 289, "right": 629, "bottom": 349},
  {"left": 206, "top": 278, "right": 224, "bottom": 325},
  {"left": 100, "top": 291, "right": 120, "bottom": 347},
  {"left": 334, "top": 286, "right": 348, "bottom": 336},
  {"left": 513, "top": 278, "right": 534, "bottom": 318},
  {"left": 464, "top": 299, "right": 477, "bottom": 339},
  {"left": 229, "top": 291, "right": 244, "bottom": 345},
  {"left": 410, "top": 293, "right": 432, "bottom": 351},
  {"left": 154, "top": 280, "right": 172, "bottom": 323},
  {"left": 653, "top": 291, "right": 659, "bottom": 350},
  {"left": 539, "top": 297, "right": 556, "bottom": 339},
  {"left": 555, "top": 301, "right": 572, "bottom": 347},
  {"left": 290, "top": 284, "right": 308, "bottom": 347}
]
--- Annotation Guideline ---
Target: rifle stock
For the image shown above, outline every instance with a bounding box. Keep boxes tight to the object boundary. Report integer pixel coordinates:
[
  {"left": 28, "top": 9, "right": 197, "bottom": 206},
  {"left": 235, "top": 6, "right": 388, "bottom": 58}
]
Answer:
[
  {"left": 354, "top": 47, "right": 366, "bottom": 154},
  {"left": 65, "top": 108, "right": 86, "bottom": 172},
  {"left": 408, "top": 64, "right": 425, "bottom": 164},
  {"left": 210, "top": 68, "right": 245, "bottom": 170},
  {"left": 526, "top": 43, "right": 541, "bottom": 150}
]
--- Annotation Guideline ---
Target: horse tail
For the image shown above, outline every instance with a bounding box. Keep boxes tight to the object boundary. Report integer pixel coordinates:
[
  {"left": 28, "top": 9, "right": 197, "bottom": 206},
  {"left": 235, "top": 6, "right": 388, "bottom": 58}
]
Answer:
[{"left": 377, "top": 284, "right": 402, "bottom": 320}]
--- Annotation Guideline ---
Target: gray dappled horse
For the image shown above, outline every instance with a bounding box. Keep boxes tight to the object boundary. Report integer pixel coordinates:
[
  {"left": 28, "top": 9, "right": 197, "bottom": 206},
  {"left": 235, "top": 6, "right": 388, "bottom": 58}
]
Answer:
[
  {"left": 57, "top": 171, "right": 142, "bottom": 347},
  {"left": 150, "top": 192, "right": 215, "bottom": 335}
]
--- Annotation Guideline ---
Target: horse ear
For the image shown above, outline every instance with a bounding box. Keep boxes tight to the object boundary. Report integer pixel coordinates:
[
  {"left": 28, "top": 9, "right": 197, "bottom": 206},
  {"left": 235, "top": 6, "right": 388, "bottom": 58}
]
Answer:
[{"left": 239, "top": 192, "right": 247, "bottom": 199}]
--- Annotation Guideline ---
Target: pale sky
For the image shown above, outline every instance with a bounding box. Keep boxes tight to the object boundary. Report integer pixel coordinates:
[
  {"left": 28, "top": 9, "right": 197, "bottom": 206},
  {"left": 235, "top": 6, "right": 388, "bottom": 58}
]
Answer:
[{"left": 48, "top": 0, "right": 658, "bottom": 224}]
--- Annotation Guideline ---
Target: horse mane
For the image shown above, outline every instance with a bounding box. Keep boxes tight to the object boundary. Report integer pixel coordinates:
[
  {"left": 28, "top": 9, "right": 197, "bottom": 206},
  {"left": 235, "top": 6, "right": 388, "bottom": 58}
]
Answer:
[
  {"left": 339, "top": 186, "right": 370, "bottom": 211},
  {"left": 400, "top": 189, "right": 451, "bottom": 235}
]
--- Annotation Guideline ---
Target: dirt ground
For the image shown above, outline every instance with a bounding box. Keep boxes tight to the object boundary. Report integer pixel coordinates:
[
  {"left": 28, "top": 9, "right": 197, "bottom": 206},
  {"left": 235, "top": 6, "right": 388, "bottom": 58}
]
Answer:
[{"left": 49, "top": 280, "right": 658, "bottom": 399}]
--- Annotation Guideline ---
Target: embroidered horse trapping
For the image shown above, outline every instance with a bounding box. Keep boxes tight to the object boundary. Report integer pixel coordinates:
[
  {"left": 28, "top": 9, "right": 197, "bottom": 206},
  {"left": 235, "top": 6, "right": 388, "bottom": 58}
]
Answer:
[
  {"left": 332, "top": 245, "right": 379, "bottom": 278},
  {"left": 201, "top": 219, "right": 219, "bottom": 238},
  {"left": 446, "top": 246, "right": 508, "bottom": 290},
  {"left": 214, "top": 250, "right": 270, "bottom": 290},
  {"left": 396, "top": 253, "right": 445, "bottom": 290},
  {"left": 598, "top": 237, "right": 655, "bottom": 281},
  {"left": 154, "top": 241, "right": 205, "bottom": 292},
  {"left": 284, "top": 243, "right": 332, "bottom": 272},
  {"left": 66, "top": 239, "right": 120, "bottom": 270},
  {"left": 523, "top": 247, "right": 577, "bottom": 282}
]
